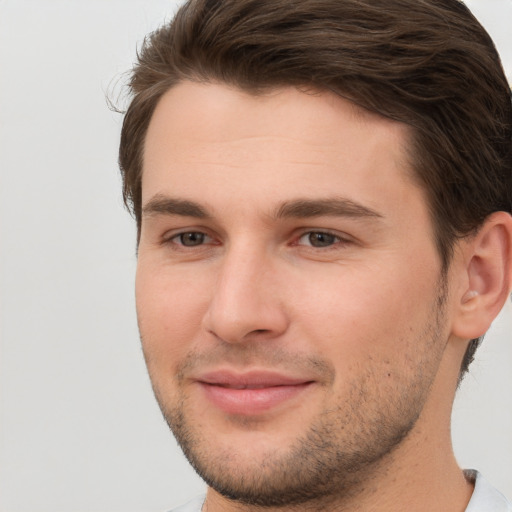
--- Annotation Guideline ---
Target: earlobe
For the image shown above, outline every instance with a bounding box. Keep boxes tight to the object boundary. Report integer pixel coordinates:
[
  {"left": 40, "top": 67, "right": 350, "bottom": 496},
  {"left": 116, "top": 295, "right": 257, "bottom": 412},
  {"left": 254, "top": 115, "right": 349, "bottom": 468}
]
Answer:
[{"left": 452, "top": 211, "right": 512, "bottom": 340}]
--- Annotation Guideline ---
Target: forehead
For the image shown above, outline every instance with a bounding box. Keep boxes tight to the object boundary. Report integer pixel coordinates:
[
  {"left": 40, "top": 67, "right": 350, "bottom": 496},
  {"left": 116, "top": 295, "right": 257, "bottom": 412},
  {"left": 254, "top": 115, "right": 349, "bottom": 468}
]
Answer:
[
  {"left": 144, "top": 82, "right": 409, "bottom": 160},
  {"left": 142, "top": 81, "right": 423, "bottom": 223}
]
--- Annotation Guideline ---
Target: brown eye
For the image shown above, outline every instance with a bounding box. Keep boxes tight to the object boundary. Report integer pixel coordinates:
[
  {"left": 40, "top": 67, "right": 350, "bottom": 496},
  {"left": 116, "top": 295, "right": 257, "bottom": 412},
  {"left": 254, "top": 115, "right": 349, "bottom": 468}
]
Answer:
[
  {"left": 299, "top": 232, "right": 339, "bottom": 248},
  {"left": 176, "top": 232, "right": 207, "bottom": 246},
  {"left": 296, "top": 231, "right": 348, "bottom": 248}
]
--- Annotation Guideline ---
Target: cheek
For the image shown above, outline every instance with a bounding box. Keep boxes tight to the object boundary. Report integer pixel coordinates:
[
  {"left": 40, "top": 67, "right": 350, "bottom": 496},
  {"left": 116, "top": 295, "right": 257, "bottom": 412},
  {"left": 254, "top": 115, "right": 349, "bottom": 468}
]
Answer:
[
  {"left": 135, "top": 263, "right": 212, "bottom": 363},
  {"left": 289, "top": 259, "right": 439, "bottom": 370}
]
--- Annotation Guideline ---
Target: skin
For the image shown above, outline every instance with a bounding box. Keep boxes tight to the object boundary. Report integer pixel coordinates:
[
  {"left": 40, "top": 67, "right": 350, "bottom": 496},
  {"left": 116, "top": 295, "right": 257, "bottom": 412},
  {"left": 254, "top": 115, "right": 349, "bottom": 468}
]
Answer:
[{"left": 136, "top": 82, "right": 481, "bottom": 511}]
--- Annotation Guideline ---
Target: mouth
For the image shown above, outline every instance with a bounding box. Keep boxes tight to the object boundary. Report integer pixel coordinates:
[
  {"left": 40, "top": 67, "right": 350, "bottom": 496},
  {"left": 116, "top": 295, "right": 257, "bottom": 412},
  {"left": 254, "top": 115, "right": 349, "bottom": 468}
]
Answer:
[{"left": 194, "top": 370, "right": 316, "bottom": 415}]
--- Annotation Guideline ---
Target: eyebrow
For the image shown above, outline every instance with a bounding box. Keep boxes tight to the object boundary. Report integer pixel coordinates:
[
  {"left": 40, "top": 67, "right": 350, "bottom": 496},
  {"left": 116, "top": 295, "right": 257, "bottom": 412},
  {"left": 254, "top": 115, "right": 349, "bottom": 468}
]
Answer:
[
  {"left": 274, "top": 198, "right": 383, "bottom": 220},
  {"left": 142, "top": 195, "right": 211, "bottom": 219},
  {"left": 141, "top": 194, "right": 383, "bottom": 221}
]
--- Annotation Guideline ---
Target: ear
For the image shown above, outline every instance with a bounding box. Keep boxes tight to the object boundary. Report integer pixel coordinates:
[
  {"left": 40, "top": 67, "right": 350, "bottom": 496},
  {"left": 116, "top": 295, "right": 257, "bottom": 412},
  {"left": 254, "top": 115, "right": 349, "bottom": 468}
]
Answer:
[{"left": 451, "top": 211, "right": 512, "bottom": 340}]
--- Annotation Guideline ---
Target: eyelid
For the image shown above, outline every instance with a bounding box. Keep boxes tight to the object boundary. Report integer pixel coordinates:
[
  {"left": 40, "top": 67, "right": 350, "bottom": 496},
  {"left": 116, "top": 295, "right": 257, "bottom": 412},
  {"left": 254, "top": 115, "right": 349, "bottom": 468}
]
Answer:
[
  {"left": 293, "top": 229, "right": 353, "bottom": 246},
  {"left": 158, "top": 226, "right": 354, "bottom": 249},
  {"left": 162, "top": 228, "right": 216, "bottom": 246}
]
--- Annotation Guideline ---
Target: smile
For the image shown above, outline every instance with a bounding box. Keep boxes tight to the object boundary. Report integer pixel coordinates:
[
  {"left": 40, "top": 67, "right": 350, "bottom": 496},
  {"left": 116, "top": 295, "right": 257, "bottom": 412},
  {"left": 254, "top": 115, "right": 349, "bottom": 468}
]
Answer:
[{"left": 195, "top": 370, "right": 316, "bottom": 415}]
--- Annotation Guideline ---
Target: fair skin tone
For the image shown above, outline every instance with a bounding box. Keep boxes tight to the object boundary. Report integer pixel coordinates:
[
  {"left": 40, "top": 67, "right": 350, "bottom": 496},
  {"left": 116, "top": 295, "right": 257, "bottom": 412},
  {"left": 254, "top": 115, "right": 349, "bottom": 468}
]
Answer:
[{"left": 136, "top": 82, "right": 512, "bottom": 512}]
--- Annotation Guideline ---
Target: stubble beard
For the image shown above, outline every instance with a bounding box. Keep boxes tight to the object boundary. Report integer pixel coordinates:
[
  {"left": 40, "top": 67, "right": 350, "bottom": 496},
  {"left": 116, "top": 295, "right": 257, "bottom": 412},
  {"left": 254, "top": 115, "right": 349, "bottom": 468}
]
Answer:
[
  {"left": 160, "top": 381, "right": 423, "bottom": 508},
  {"left": 147, "top": 286, "right": 448, "bottom": 508}
]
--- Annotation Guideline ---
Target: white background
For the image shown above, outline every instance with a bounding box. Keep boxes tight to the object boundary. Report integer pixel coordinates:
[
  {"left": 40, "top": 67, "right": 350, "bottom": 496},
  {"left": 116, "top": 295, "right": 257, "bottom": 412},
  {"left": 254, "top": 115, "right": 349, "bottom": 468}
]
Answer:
[{"left": 0, "top": 1, "right": 511, "bottom": 511}]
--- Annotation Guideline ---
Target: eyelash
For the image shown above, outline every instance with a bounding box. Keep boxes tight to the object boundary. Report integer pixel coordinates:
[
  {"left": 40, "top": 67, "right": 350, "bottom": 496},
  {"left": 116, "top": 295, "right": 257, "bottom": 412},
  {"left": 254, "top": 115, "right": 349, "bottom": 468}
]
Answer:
[
  {"left": 295, "top": 231, "right": 349, "bottom": 248},
  {"left": 164, "top": 230, "right": 350, "bottom": 250},
  {"left": 166, "top": 231, "right": 215, "bottom": 247}
]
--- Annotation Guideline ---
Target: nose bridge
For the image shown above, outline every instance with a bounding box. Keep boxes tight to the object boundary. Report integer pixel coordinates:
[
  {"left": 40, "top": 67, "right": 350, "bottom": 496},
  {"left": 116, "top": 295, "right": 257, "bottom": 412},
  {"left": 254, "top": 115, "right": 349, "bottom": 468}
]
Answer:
[{"left": 203, "top": 238, "right": 287, "bottom": 343}]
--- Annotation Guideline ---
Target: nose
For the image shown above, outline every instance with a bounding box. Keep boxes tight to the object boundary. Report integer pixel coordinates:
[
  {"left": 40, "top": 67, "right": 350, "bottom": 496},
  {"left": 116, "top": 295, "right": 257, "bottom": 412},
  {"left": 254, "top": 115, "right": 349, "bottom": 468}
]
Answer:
[{"left": 202, "top": 244, "right": 289, "bottom": 344}]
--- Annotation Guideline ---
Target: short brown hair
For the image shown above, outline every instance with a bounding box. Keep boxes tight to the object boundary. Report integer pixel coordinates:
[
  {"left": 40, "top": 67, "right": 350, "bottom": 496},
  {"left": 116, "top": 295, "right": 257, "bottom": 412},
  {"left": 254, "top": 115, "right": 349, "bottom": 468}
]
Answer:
[{"left": 118, "top": 0, "right": 512, "bottom": 376}]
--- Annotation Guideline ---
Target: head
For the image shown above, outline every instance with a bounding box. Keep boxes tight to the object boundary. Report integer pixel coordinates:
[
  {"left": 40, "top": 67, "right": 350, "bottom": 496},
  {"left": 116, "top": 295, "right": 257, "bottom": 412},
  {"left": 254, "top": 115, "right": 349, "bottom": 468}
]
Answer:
[
  {"left": 120, "top": 0, "right": 512, "bottom": 379},
  {"left": 119, "top": 0, "right": 512, "bottom": 507}
]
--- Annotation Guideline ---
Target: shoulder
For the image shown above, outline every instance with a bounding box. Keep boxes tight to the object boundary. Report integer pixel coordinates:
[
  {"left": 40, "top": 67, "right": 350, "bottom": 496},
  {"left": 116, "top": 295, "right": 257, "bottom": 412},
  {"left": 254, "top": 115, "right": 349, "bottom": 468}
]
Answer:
[
  {"left": 465, "top": 470, "right": 512, "bottom": 512},
  {"left": 168, "top": 494, "right": 206, "bottom": 512}
]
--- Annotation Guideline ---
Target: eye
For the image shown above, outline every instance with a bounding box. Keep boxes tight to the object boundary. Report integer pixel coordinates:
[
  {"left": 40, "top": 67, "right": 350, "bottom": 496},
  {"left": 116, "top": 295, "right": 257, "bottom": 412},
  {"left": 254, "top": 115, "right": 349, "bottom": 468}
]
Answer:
[
  {"left": 297, "top": 231, "right": 344, "bottom": 248},
  {"left": 170, "top": 231, "right": 212, "bottom": 247}
]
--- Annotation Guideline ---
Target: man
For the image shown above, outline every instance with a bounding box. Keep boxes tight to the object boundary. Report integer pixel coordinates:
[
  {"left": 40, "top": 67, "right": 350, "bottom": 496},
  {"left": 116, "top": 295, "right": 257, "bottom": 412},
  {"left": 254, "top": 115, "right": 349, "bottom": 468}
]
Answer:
[{"left": 118, "top": 0, "right": 512, "bottom": 510}]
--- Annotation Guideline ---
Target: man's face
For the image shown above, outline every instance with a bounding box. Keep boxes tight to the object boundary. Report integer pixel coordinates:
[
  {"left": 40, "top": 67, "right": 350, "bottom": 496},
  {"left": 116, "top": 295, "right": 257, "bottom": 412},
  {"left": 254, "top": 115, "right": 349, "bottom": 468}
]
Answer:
[{"left": 136, "top": 82, "right": 452, "bottom": 505}]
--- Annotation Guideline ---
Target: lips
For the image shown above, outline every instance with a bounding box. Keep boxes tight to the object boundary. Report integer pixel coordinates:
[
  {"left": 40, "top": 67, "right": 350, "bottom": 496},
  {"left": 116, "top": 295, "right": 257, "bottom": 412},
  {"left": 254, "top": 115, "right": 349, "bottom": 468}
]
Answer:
[{"left": 195, "top": 370, "right": 315, "bottom": 415}]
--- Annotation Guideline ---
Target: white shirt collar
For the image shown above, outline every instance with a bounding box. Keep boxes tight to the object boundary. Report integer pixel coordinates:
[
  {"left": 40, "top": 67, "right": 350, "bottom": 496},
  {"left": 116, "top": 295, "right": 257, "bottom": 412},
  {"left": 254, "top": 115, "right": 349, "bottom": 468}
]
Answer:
[
  {"left": 170, "top": 471, "right": 511, "bottom": 512},
  {"left": 465, "top": 470, "right": 512, "bottom": 512}
]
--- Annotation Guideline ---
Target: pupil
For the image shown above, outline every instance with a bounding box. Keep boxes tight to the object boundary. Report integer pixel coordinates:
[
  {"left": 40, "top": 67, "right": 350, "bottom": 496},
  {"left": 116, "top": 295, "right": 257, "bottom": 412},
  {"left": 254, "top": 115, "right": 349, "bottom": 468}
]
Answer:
[
  {"left": 181, "top": 232, "right": 204, "bottom": 246},
  {"left": 309, "top": 232, "right": 335, "bottom": 247}
]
